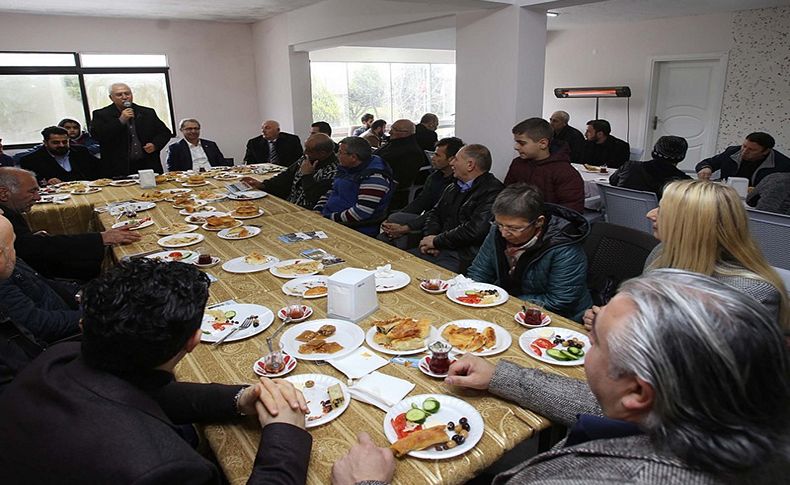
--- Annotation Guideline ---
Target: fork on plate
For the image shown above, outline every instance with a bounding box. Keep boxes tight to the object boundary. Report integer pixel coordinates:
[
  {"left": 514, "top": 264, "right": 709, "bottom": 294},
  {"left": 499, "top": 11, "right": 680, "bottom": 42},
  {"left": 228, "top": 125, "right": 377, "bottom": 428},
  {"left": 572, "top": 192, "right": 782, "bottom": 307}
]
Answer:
[{"left": 213, "top": 315, "right": 255, "bottom": 347}]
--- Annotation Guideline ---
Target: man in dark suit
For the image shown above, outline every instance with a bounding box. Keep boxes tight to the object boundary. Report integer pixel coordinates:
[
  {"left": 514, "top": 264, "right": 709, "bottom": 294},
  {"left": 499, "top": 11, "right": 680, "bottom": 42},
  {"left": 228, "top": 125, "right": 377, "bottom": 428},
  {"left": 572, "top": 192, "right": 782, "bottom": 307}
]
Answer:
[
  {"left": 375, "top": 119, "right": 429, "bottom": 211},
  {"left": 549, "top": 110, "right": 585, "bottom": 164},
  {"left": 581, "top": 119, "right": 630, "bottom": 169},
  {"left": 166, "top": 118, "right": 231, "bottom": 172},
  {"left": 0, "top": 167, "right": 139, "bottom": 281},
  {"left": 244, "top": 120, "right": 303, "bottom": 167},
  {"left": 19, "top": 126, "right": 98, "bottom": 184},
  {"left": 91, "top": 83, "right": 173, "bottom": 177},
  {"left": 0, "top": 259, "right": 313, "bottom": 484}
]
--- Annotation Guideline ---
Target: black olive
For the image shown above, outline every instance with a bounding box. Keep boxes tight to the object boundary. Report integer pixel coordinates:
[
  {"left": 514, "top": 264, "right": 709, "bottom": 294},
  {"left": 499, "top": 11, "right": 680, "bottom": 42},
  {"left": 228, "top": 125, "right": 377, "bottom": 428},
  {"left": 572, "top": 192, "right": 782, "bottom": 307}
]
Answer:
[
  {"left": 447, "top": 421, "right": 455, "bottom": 430},
  {"left": 459, "top": 417, "right": 468, "bottom": 425},
  {"left": 434, "top": 445, "right": 443, "bottom": 451},
  {"left": 461, "top": 422, "right": 470, "bottom": 431},
  {"left": 452, "top": 434, "right": 465, "bottom": 444},
  {"left": 253, "top": 322, "right": 259, "bottom": 328}
]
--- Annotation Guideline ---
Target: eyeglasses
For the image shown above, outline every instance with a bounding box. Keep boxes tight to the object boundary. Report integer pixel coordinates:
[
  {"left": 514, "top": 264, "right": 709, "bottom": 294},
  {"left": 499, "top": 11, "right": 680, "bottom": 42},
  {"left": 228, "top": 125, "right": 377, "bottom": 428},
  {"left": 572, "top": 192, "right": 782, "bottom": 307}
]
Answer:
[{"left": 491, "top": 220, "right": 535, "bottom": 234}]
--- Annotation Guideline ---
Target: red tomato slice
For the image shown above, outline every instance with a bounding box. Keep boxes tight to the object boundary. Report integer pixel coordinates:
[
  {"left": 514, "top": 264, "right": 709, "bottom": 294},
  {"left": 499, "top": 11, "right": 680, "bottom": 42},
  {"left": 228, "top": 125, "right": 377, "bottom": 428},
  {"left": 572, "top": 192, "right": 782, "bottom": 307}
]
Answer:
[
  {"left": 533, "top": 338, "right": 555, "bottom": 349},
  {"left": 530, "top": 344, "right": 542, "bottom": 356}
]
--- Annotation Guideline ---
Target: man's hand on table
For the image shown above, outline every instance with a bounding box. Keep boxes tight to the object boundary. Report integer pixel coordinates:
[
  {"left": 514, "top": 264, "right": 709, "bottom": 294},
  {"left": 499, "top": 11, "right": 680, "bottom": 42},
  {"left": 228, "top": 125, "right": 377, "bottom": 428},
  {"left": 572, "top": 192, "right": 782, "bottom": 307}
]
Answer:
[
  {"left": 696, "top": 167, "right": 712, "bottom": 180},
  {"left": 381, "top": 222, "right": 410, "bottom": 239},
  {"left": 254, "top": 378, "right": 309, "bottom": 429},
  {"left": 100, "top": 227, "right": 142, "bottom": 245},
  {"left": 444, "top": 354, "right": 495, "bottom": 390},
  {"left": 582, "top": 305, "right": 600, "bottom": 333},
  {"left": 332, "top": 432, "right": 395, "bottom": 485},
  {"left": 240, "top": 176, "right": 263, "bottom": 190}
]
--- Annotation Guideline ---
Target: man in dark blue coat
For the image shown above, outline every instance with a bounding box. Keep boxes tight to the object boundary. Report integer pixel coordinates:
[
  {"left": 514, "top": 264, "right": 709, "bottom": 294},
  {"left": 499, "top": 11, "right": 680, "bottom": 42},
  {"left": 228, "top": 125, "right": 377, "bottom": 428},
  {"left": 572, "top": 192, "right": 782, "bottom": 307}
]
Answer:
[
  {"left": 696, "top": 132, "right": 790, "bottom": 186},
  {"left": 166, "top": 118, "right": 231, "bottom": 171}
]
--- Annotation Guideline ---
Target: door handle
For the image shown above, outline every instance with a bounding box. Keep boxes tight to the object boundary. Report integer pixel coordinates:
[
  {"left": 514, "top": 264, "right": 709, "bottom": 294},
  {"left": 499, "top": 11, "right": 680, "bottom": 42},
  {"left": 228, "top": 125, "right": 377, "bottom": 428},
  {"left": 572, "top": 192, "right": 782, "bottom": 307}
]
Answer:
[{"left": 652, "top": 116, "right": 659, "bottom": 130}]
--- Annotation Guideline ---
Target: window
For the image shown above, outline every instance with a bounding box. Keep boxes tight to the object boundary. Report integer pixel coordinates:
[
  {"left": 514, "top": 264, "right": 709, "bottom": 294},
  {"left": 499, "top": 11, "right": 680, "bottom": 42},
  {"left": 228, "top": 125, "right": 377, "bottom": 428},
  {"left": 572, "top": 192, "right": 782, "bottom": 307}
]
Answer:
[
  {"left": 310, "top": 61, "right": 455, "bottom": 138},
  {"left": 0, "top": 52, "right": 174, "bottom": 147}
]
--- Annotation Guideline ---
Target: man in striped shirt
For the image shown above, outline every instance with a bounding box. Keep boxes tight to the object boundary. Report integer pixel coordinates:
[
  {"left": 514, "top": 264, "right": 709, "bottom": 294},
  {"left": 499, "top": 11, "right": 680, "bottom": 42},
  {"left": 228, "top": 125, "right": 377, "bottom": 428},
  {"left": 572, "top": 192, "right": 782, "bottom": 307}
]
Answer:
[{"left": 314, "top": 137, "right": 395, "bottom": 236}]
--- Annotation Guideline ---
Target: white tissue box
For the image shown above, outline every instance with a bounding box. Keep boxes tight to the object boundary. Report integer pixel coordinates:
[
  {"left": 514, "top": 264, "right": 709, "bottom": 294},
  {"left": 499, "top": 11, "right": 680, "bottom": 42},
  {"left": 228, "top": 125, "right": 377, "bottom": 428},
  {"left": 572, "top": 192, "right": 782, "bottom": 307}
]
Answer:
[
  {"left": 138, "top": 169, "right": 156, "bottom": 189},
  {"left": 327, "top": 267, "right": 378, "bottom": 323}
]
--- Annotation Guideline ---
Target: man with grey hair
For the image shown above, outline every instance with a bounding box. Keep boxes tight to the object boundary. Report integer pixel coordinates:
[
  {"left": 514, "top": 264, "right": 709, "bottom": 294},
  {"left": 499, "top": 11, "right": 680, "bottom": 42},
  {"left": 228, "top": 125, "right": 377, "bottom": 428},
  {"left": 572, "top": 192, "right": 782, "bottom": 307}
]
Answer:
[
  {"left": 244, "top": 119, "right": 303, "bottom": 167},
  {"left": 91, "top": 83, "right": 172, "bottom": 177},
  {"left": 375, "top": 119, "right": 428, "bottom": 211},
  {"left": 166, "top": 118, "right": 229, "bottom": 172},
  {"left": 415, "top": 112, "right": 439, "bottom": 151},
  {"left": 0, "top": 167, "right": 139, "bottom": 280},
  {"left": 549, "top": 110, "right": 585, "bottom": 164},
  {"left": 337, "top": 269, "right": 790, "bottom": 483},
  {"left": 410, "top": 144, "right": 503, "bottom": 273}
]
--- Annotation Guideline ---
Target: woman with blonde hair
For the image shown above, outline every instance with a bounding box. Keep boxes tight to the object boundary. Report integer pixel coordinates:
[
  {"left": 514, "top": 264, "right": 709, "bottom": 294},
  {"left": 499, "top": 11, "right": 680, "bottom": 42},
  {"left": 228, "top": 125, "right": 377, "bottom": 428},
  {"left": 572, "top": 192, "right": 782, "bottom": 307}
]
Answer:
[{"left": 584, "top": 179, "right": 788, "bottom": 329}]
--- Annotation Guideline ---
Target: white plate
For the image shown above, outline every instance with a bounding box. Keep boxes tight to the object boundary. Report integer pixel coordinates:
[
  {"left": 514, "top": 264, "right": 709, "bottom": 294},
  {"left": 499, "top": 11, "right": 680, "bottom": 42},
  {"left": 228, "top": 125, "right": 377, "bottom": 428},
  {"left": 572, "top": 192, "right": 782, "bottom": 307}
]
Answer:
[
  {"left": 182, "top": 181, "right": 210, "bottom": 187},
  {"left": 193, "top": 192, "right": 227, "bottom": 202},
  {"left": 107, "top": 201, "right": 156, "bottom": 216},
  {"left": 518, "top": 327, "right": 590, "bottom": 367},
  {"left": 37, "top": 194, "right": 71, "bottom": 204},
  {"left": 230, "top": 208, "right": 265, "bottom": 219},
  {"left": 277, "top": 305, "right": 313, "bottom": 323},
  {"left": 109, "top": 179, "right": 137, "bottom": 187},
  {"left": 284, "top": 374, "right": 350, "bottom": 428},
  {"left": 270, "top": 259, "right": 324, "bottom": 279},
  {"left": 201, "top": 220, "right": 242, "bottom": 232},
  {"left": 183, "top": 211, "right": 228, "bottom": 224},
  {"left": 200, "top": 303, "right": 274, "bottom": 343},
  {"left": 195, "top": 256, "right": 221, "bottom": 268},
  {"left": 281, "top": 276, "right": 329, "bottom": 298},
  {"left": 71, "top": 187, "right": 101, "bottom": 195},
  {"left": 383, "top": 394, "right": 484, "bottom": 459},
  {"left": 226, "top": 190, "right": 268, "bottom": 200},
  {"left": 145, "top": 249, "right": 199, "bottom": 264},
  {"left": 437, "top": 320, "right": 512, "bottom": 356},
  {"left": 375, "top": 270, "right": 411, "bottom": 292},
  {"left": 111, "top": 218, "right": 154, "bottom": 230},
  {"left": 365, "top": 326, "right": 430, "bottom": 356},
  {"left": 253, "top": 352, "right": 297, "bottom": 378},
  {"left": 157, "top": 233, "right": 205, "bottom": 248},
  {"left": 161, "top": 188, "right": 193, "bottom": 195},
  {"left": 446, "top": 283, "right": 509, "bottom": 308},
  {"left": 214, "top": 172, "right": 242, "bottom": 180},
  {"left": 179, "top": 205, "right": 216, "bottom": 215},
  {"left": 218, "top": 225, "right": 261, "bottom": 240},
  {"left": 155, "top": 223, "right": 199, "bottom": 236},
  {"left": 417, "top": 355, "right": 458, "bottom": 379},
  {"left": 419, "top": 280, "right": 449, "bottom": 294},
  {"left": 514, "top": 310, "right": 552, "bottom": 328},
  {"left": 280, "top": 319, "right": 365, "bottom": 361},
  {"left": 222, "top": 255, "right": 280, "bottom": 273}
]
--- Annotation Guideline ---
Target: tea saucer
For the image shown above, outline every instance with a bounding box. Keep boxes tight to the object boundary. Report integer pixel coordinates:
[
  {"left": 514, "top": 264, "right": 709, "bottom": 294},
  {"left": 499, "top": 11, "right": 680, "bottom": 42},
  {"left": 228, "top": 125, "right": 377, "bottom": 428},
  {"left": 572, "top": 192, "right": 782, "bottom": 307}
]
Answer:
[
  {"left": 417, "top": 355, "right": 457, "bottom": 379},
  {"left": 253, "top": 352, "right": 298, "bottom": 377},
  {"left": 276, "top": 305, "right": 313, "bottom": 323}
]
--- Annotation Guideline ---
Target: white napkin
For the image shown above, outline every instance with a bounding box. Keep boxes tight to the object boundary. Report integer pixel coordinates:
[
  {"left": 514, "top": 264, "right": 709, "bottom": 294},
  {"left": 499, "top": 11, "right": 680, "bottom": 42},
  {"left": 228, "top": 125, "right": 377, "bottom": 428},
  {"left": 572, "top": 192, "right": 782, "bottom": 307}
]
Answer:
[
  {"left": 375, "top": 264, "right": 395, "bottom": 278},
  {"left": 448, "top": 274, "right": 474, "bottom": 286},
  {"left": 349, "top": 371, "right": 415, "bottom": 411},
  {"left": 327, "top": 346, "right": 389, "bottom": 379}
]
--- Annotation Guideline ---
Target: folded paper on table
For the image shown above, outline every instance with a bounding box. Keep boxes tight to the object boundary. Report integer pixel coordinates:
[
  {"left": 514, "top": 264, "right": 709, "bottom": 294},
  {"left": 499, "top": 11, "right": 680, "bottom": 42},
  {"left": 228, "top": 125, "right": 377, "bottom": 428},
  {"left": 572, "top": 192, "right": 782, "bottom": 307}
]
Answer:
[
  {"left": 328, "top": 346, "right": 388, "bottom": 379},
  {"left": 348, "top": 371, "right": 415, "bottom": 411}
]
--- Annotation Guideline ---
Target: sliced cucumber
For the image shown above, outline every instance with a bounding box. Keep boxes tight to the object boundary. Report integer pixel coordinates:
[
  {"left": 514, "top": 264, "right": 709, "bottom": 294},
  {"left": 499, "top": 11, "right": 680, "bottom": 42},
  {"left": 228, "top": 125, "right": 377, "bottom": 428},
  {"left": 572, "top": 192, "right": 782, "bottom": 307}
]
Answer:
[
  {"left": 559, "top": 349, "right": 579, "bottom": 360},
  {"left": 224, "top": 310, "right": 237, "bottom": 319},
  {"left": 567, "top": 346, "right": 585, "bottom": 357},
  {"left": 405, "top": 408, "right": 427, "bottom": 423},
  {"left": 546, "top": 348, "right": 570, "bottom": 361},
  {"left": 422, "top": 398, "right": 440, "bottom": 414},
  {"left": 411, "top": 402, "right": 420, "bottom": 410}
]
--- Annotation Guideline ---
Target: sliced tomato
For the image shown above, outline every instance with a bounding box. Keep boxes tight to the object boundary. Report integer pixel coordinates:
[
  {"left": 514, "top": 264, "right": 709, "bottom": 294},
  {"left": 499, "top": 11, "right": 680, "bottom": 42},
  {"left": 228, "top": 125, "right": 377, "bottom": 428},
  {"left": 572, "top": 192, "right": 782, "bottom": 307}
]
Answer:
[
  {"left": 168, "top": 251, "right": 183, "bottom": 260},
  {"left": 530, "top": 344, "right": 542, "bottom": 356},
  {"left": 211, "top": 322, "right": 227, "bottom": 331},
  {"left": 457, "top": 295, "right": 481, "bottom": 304},
  {"left": 391, "top": 412, "right": 422, "bottom": 439},
  {"left": 532, "top": 338, "right": 555, "bottom": 349}
]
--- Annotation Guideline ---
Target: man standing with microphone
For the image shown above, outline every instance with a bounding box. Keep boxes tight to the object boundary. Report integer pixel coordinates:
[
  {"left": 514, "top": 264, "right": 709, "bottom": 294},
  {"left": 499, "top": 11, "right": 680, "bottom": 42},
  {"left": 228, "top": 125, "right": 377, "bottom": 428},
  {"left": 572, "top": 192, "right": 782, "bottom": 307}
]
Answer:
[{"left": 91, "top": 83, "right": 172, "bottom": 177}]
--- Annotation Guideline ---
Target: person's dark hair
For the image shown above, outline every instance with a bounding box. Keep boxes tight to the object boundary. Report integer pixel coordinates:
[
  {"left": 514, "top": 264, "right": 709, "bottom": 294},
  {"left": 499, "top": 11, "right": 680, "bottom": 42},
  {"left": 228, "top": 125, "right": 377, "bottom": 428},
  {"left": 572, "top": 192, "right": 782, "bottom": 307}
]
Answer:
[
  {"left": 80, "top": 259, "right": 211, "bottom": 373},
  {"left": 435, "top": 137, "right": 464, "bottom": 158},
  {"left": 461, "top": 144, "right": 492, "bottom": 172},
  {"left": 745, "top": 132, "right": 775, "bottom": 150},
  {"left": 511, "top": 118, "right": 553, "bottom": 142},
  {"left": 311, "top": 121, "right": 332, "bottom": 136},
  {"left": 361, "top": 113, "right": 374, "bottom": 123},
  {"left": 492, "top": 183, "right": 544, "bottom": 221},
  {"left": 420, "top": 113, "right": 438, "bottom": 125},
  {"left": 57, "top": 118, "right": 80, "bottom": 128},
  {"left": 41, "top": 126, "right": 69, "bottom": 141},
  {"left": 614, "top": 269, "right": 790, "bottom": 477},
  {"left": 370, "top": 119, "right": 386, "bottom": 131},
  {"left": 586, "top": 119, "right": 611, "bottom": 135},
  {"left": 340, "top": 136, "right": 372, "bottom": 161}
]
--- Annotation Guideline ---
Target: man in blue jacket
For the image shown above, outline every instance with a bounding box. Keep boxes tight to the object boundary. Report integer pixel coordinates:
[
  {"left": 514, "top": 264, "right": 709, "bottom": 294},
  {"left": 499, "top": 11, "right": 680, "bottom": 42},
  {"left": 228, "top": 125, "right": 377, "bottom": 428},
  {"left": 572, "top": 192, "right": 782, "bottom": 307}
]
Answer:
[
  {"left": 466, "top": 183, "right": 592, "bottom": 321},
  {"left": 166, "top": 118, "right": 231, "bottom": 172},
  {"left": 696, "top": 132, "right": 790, "bottom": 186}
]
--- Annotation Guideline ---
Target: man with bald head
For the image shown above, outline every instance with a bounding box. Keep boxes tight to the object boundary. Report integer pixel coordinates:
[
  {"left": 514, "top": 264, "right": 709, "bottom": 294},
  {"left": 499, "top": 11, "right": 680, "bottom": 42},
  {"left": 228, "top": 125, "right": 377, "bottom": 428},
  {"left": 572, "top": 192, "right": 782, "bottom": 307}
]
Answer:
[
  {"left": 375, "top": 119, "right": 428, "bottom": 211},
  {"left": 91, "top": 83, "right": 172, "bottom": 177},
  {"left": 241, "top": 133, "right": 338, "bottom": 209},
  {"left": 549, "top": 110, "right": 585, "bottom": 164},
  {"left": 244, "top": 120, "right": 303, "bottom": 167}
]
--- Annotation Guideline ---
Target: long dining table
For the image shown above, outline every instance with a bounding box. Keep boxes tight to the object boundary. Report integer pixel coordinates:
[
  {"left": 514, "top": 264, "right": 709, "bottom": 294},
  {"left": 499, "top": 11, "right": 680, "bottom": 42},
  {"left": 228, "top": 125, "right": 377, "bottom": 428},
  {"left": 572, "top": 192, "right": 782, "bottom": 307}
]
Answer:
[{"left": 30, "top": 167, "right": 588, "bottom": 485}]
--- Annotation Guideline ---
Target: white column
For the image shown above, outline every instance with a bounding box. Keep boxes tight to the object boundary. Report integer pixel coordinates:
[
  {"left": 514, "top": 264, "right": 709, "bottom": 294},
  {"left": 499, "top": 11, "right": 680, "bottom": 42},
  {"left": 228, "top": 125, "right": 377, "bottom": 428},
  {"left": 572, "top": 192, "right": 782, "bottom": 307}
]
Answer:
[{"left": 455, "top": 6, "right": 547, "bottom": 180}]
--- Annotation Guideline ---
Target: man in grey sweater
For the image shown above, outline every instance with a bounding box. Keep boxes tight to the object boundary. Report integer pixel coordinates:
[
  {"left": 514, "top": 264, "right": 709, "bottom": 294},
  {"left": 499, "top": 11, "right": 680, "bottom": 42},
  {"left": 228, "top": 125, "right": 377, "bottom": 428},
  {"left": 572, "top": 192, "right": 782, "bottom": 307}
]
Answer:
[{"left": 332, "top": 269, "right": 789, "bottom": 484}]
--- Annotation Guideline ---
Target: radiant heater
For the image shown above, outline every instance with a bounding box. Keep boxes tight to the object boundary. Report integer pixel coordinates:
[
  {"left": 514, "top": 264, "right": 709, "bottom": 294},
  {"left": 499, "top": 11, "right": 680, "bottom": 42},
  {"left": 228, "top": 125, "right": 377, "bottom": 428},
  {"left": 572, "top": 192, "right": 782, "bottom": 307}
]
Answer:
[{"left": 554, "top": 86, "right": 631, "bottom": 119}]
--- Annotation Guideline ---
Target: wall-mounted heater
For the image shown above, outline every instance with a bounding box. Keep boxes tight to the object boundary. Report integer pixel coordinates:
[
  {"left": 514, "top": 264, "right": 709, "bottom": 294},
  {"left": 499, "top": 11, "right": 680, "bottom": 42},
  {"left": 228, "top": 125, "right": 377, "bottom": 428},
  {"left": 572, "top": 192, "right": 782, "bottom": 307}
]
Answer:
[{"left": 554, "top": 86, "right": 631, "bottom": 119}]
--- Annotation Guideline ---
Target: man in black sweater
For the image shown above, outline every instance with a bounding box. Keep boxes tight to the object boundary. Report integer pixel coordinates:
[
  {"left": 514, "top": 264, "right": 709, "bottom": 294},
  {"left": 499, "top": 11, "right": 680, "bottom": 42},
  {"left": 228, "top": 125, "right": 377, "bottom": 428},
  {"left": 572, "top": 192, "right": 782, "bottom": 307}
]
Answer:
[{"left": 582, "top": 119, "right": 630, "bottom": 169}]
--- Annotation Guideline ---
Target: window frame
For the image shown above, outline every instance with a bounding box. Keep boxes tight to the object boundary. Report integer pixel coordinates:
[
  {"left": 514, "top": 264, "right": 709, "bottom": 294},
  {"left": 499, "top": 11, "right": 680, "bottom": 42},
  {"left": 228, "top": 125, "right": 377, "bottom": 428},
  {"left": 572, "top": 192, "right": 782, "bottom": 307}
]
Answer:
[{"left": 0, "top": 51, "right": 175, "bottom": 149}]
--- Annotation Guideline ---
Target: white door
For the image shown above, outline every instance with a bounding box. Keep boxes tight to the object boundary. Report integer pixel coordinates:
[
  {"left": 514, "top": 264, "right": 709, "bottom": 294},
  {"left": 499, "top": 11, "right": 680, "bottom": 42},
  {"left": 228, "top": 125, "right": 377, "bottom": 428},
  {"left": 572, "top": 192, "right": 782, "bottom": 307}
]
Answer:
[{"left": 648, "top": 58, "right": 725, "bottom": 172}]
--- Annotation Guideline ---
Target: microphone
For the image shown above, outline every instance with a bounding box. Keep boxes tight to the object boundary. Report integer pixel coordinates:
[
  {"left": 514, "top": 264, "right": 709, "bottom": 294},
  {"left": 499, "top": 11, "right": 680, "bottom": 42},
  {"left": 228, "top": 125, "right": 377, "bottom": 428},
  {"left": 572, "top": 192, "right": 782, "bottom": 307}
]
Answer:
[{"left": 123, "top": 101, "right": 132, "bottom": 109}]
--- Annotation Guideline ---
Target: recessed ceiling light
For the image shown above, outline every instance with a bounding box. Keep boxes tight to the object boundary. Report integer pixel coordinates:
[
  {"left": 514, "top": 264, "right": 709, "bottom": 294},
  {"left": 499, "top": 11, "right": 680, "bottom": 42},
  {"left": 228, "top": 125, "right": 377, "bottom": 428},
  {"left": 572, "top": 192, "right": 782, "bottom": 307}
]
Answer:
[{"left": 546, "top": 11, "right": 559, "bottom": 17}]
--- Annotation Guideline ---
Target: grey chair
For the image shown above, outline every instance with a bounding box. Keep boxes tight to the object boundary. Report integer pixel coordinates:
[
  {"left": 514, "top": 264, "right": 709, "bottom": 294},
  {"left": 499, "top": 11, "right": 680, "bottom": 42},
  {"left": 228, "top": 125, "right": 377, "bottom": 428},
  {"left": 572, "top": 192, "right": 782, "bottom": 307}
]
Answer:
[
  {"left": 596, "top": 183, "right": 658, "bottom": 234},
  {"left": 747, "top": 208, "right": 790, "bottom": 270}
]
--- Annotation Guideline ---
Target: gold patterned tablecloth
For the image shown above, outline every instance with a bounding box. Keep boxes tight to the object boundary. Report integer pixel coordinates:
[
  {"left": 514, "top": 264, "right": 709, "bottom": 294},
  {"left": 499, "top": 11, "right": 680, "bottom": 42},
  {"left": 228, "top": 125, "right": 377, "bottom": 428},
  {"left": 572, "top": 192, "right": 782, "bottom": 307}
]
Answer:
[{"left": 74, "top": 178, "right": 588, "bottom": 485}]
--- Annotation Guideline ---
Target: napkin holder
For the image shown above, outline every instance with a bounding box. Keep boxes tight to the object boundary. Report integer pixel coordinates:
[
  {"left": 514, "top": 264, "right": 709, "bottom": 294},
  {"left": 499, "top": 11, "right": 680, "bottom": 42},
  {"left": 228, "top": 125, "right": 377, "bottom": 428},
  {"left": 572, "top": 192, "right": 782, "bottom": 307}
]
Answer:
[
  {"left": 726, "top": 176, "right": 749, "bottom": 198},
  {"left": 327, "top": 267, "right": 378, "bottom": 323},
  {"left": 138, "top": 169, "right": 156, "bottom": 189}
]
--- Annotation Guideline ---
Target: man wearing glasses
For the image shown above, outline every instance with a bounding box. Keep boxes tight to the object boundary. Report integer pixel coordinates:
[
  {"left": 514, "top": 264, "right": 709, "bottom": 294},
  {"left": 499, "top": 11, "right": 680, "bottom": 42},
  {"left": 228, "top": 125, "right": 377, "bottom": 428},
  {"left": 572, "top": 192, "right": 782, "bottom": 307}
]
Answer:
[
  {"left": 166, "top": 118, "right": 230, "bottom": 172},
  {"left": 466, "top": 183, "right": 592, "bottom": 321}
]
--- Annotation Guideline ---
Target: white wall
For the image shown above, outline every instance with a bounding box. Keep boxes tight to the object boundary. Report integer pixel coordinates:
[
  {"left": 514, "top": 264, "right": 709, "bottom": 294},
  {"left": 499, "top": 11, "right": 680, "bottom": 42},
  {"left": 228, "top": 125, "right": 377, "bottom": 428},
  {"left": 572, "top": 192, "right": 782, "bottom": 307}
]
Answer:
[
  {"left": 0, "top": 12, "right": 259, "bottom": 163},
  {"left": 543, "top": 12, "right": 733, "bottom": 156}
]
